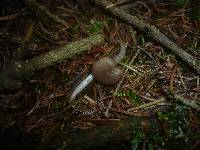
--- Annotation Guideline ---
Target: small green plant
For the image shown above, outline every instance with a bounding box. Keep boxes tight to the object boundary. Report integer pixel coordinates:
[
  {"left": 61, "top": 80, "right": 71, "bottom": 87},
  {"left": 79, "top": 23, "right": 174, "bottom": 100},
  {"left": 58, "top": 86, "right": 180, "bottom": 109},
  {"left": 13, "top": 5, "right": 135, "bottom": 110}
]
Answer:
[
  {"left": 68, "top": 24, "right": 80, "bottom": 35},
  {"left": 175, "top": 0, "right": 187, "bottom": 7},
  {"left": 131, "top": 120, "right": 164, "bottom": 150},
  {"left": 88, "top": 20, "right": 103, "bottom": 33},
  {"left": 131, "top": 128, "right": 145, "bottom": 150},
  {"left": 52, "top": 102, "right": 62, "bottom": 114},
  {"left": 189, "top": 2, "right": 200, "bottom": 21},
  {"left": 115, "top": 90, "right": 143, "bottom": 105},
  {"left": 157, "top": 105, "right": 188, "bottom": 138}
]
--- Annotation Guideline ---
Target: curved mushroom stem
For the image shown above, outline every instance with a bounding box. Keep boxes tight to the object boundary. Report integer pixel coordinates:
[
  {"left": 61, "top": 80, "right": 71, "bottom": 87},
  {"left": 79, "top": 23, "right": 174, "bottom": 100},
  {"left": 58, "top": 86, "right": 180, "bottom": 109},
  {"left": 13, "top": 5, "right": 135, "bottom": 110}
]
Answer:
[
  {"left": 69, "top": 74, "right": 94, "bottom": 101},
  {"left": 113, "top": 41, "right": 127, "bottom": 64}
]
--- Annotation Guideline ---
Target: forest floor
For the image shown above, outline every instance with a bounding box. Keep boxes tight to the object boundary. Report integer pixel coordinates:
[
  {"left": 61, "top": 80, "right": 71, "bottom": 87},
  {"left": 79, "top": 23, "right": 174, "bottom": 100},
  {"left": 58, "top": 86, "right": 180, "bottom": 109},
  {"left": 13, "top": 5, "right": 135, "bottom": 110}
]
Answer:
[{"left": 0, "top": 0, "right": 200, "bottom": 149}]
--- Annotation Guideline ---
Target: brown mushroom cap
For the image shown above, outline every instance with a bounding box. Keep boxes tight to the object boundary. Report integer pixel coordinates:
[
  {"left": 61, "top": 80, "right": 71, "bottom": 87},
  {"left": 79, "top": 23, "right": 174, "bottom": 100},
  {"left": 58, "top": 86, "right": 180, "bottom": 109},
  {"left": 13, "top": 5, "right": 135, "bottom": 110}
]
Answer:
[{"left": 92, "top": 57, "right": 123, "bottom": 85}]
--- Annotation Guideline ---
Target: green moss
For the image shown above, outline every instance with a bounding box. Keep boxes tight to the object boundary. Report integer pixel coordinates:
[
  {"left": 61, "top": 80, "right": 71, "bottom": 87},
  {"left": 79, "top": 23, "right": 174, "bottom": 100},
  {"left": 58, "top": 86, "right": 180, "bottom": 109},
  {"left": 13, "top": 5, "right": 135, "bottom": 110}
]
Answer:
[{"left": 130, "top": 105, "right": 191, "bottom": 149}]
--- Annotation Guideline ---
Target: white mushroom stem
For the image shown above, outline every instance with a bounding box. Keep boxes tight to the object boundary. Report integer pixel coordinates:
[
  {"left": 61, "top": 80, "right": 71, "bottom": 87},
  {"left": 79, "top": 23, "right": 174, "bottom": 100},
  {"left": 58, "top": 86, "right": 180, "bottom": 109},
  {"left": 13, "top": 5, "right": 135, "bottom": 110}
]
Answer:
[{"left": 69, "top": 74, "right": 94, "bottom": 101}]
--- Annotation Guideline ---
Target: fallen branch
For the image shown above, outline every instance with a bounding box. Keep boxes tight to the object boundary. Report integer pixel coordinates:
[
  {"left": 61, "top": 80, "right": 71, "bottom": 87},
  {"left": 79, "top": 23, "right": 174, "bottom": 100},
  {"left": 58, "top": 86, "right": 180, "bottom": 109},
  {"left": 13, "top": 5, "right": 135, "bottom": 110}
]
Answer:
[
  {"left": 0, "top": 34, "right": 104, "bottom": 91},
  {"left": 88, "top": 0, "right": 200, "bottom": 75}
]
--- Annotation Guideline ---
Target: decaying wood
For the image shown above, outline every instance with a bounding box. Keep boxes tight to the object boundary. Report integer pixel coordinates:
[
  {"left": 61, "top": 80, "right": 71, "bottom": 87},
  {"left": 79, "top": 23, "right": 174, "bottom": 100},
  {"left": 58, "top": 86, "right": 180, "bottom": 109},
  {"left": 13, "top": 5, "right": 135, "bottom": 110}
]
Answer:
[
  {"left": 0, "top": 34, "right": 104, "bottom": 91},
  {"left": 39, "top": 117, "right": 158, "bottom": 150},
  {"left": 88, "top": 0, "right": 200, "bottom": 75}
]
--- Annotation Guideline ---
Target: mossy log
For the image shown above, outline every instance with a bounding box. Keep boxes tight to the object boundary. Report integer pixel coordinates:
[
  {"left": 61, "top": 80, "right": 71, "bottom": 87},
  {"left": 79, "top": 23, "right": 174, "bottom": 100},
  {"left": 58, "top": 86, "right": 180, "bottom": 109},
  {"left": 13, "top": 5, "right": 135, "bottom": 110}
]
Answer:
[
  {"left": 39, "top": 117, "right": 158, "bottom": 150},
  {"left": 0, "top": 34, "right": 104, "bottom": 92}
]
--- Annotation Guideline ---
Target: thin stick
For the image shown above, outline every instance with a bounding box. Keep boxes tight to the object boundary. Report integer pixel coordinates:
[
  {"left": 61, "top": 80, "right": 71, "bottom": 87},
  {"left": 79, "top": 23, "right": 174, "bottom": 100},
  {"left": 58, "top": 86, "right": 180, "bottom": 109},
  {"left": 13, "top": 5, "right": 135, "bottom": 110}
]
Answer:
[{"left": 127, "top": 98, "right": 166, "bottom": 112}]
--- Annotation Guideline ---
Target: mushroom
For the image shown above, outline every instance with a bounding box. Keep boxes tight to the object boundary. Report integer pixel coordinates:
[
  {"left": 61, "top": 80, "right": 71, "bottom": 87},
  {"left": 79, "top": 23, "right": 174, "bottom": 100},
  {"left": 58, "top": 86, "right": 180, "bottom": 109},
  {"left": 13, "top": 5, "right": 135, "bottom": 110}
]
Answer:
[
  {"left": 92, "top": 41, "right": 126, "bottom": 85},
  {"left": 69, "top": 41, "right": 127, "bottom": 101},
  {"left": 92, "top": 57, "right": 123, "bottom": 85}
]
